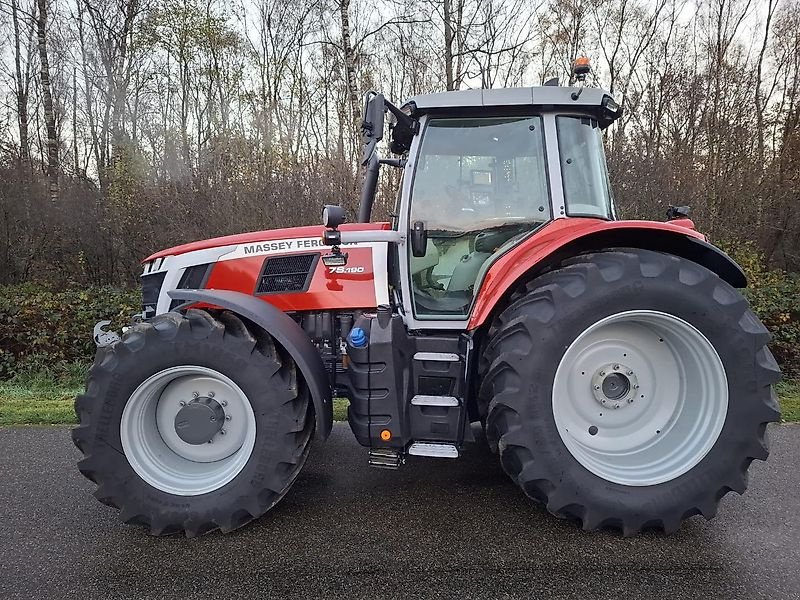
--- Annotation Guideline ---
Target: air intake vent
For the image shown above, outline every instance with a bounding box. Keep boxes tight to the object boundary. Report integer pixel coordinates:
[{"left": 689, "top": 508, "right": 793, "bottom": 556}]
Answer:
[
  {"left": 177, "top": 263, "right": 211, "bottom": 290},
  {"left": 257, "top": 253, "right": 318, "bottom": 294},
  {"left": 169, "top": 263, "right": 213, "bottom": 310}
]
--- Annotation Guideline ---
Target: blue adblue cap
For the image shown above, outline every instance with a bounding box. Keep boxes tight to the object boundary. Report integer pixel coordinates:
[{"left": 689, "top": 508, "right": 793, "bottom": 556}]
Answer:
[{"left": 349, "top": 327, "right": 367, "bottom": 348}]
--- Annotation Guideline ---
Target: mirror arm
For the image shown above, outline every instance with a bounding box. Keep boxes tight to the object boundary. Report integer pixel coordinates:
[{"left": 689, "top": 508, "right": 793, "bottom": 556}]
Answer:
[
  {"left": 379, "top": 158, "right": 406, "bottom": 168},
  {"left": 357, "top": 152, "right": 381, "bottom": 223},
  {"left": 336, "top": 230, "right": 404, "bottom": 245}
]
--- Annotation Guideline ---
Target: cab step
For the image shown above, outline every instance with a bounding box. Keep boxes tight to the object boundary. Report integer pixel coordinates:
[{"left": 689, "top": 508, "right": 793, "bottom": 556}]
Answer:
[
  {"left": 369, "top": 448, "right": 403, "bottom": 469},
  {"left": 407, "top": 442, "right": 460, "bottom": 459},
  {"left": 410, "top": 395, "right": 460, "bottom": 407},
  {"left": 413, "top": 351, "right": 460, "bottom": 362}
]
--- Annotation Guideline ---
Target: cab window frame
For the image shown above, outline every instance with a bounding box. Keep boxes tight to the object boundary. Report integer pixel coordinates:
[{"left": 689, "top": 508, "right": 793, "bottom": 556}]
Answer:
[
  {"left": 405, "top": 113, "right": 553, "bottom": 321},
  {"left": 555, "top": 114, "right": 615, "bottom": 220}
]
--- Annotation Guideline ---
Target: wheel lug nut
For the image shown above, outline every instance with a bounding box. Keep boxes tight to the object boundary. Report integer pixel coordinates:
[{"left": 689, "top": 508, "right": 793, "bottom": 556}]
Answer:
[
  {"left": 220, "top": 430, "right": 226, "bottom": 436},
  {"left": 613, "top": 364, "right": 620, "bottom": 370},
  {"left": 599, "top": 371, "right": 606, "bottom": 377},
  {"left": 179, "top": 400, "right": 186, "bottom": 406},
  {"left": 210, "top": 416, "right": 216, "bottom": 422},
  {"left": 633, "top": 384, "right": 640, "bottom": 389},
  {"left": 225, "top": 415, "right": 231, "bottom": 421},
  {"left": 594, "top": 385, "right": 601, "bottom": 390},
  {"left": 207, "top": 440, "right": 213, "bottom": 444},
  {"left": 626, "top": 370, "right": 633, "bottom": 376},
  {"left": 208, "top": 391, "right": 215, "bottom": 398},
  {"left": 221, "top": 400, "right": 228, "bottom": 407},
  {"left": 192, "top": 392, "right": 199, "bottom": 398}
]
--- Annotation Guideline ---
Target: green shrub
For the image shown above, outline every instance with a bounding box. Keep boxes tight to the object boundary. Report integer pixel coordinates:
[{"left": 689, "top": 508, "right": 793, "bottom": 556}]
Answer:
[
  {"left": 0, "top": 284, "right": 141, "bottom": 379},
  {"left": 0, "top": 246, "right": 797, "bottom": 381},
  {"left": 719, "top": 242, "right": 800, "bottom": 377}
]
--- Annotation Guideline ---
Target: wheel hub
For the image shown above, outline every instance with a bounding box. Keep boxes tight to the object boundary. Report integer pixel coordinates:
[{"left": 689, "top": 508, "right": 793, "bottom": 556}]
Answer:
[
  {"left": 553, "top": 310, "right": 729, "bottom": 487},
  {"left": 121, "top": 368, "right": 256, "bottom": 495},
  {"left": 174, "top": 396, "right": 226, "bottom": 445},
  {"left": 591, "top": 363, "right": 639, "bottom": 409}
]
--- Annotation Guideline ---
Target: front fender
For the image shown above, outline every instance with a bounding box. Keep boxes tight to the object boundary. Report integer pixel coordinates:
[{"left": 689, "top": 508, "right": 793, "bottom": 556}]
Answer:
[
  {"left": 168, "top": 289, "right": 333, "bottom": 440},
  {"left": 468, "top": 218, "right": 747, "bottom": 330}
]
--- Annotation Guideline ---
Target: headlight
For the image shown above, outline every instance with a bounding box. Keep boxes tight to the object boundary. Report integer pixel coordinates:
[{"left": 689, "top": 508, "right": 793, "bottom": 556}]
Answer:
[
  {"left": 142, "top": 257, "right": 166, "bottom": 275},
  {"left": 602, "top": 95, "right": 621, "bottom": 115},
  {"left": 322, "top": 205, "right": 346, "bottom": 228}
]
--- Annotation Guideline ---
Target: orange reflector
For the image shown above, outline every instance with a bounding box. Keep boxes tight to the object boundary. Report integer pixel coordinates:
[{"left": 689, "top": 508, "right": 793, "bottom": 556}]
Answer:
[
  {"left": 574, "top": 56, "right": 590, "bottom": 67},
  {"left": 380, "top": 429, "right": 392, "bottom": 441}
]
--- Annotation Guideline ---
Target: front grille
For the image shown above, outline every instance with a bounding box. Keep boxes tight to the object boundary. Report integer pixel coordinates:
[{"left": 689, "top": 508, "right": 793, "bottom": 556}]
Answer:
[
  {"left": 141, "top": 272, "right": 167, "bottom": 319},
  {"left": 257, "top": 253, "right": 318, "bottom": 294}
]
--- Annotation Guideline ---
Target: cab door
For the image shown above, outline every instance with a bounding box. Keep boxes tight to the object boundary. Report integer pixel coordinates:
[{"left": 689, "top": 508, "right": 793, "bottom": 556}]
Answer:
[{"left": 398, "top": 114, "right": 553, "bottom": 327}]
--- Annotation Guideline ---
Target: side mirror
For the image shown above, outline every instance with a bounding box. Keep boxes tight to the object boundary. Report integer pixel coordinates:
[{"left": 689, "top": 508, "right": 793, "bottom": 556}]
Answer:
[
  {"left": 322, "top": 204, "right": 346, "bottom": 229},
  {"left": 360, "top": 92, "right": 385, "bottom": 166},
  {"left": 410, "top": 221, "right": 427, "bottom": 257}
]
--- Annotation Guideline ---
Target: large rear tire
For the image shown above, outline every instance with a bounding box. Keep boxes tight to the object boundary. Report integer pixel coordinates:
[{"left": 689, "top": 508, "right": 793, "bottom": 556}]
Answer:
[
  {"left": 479, "top": 249, "right": 781, "bottom": 535},
  {"left": 73, "top": 309, "right": 313, "bottom": 536}
]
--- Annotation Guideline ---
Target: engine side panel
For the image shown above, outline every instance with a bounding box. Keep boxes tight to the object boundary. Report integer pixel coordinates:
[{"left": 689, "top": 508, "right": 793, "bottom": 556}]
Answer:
[
  {"left": 144, "top": 235, "right": 390, "bottom": 316},
  {"left": 206, "top": 239, "right": 389, "bottom": 311}
]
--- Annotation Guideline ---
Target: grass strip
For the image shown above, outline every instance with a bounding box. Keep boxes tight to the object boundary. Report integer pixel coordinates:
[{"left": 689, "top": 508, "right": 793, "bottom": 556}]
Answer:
[
  {"left": 0, "top": 384, "right": 352, "bottom": 427},
  {"left": 1, "top": 382, "right": 797, "bottom": 426}
]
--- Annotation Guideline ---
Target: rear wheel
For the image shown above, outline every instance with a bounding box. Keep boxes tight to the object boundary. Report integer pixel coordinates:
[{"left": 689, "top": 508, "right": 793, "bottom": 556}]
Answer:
[
  {"left": 73, "top": 309, "right": 313, "bottom": 536},
  {"left": 480, "top": 249, "right": 781, "bottom": 535}
]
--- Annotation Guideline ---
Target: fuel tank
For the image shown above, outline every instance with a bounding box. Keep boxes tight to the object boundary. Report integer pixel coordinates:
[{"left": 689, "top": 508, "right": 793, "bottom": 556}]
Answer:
[{"left": 142, "top": 223, "right": 391, "bottom": 316}]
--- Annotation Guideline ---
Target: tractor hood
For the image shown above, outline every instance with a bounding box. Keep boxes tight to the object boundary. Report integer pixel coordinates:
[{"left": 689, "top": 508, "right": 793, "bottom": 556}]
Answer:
[
  {"left": 144, "top": 222, "right": 390, "bottom": 262},
  {"left": 140, "top": 220, "right": 393, "bottom": 319}
]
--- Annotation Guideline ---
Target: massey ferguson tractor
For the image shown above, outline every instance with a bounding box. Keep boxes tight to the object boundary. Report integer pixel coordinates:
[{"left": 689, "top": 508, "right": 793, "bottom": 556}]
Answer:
[{"left": 73, "top": 67, "right": 781, "bottom": 537}]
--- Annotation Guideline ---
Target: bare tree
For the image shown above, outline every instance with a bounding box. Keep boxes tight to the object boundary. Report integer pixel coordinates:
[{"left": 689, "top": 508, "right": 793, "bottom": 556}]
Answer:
[
  {"left": 338, "top": 0, "right": 360, "bottom": 122},
  {"left": 0, "top": 0, "right": 798, "bottom": 284},
  {"left": 10, "top": 0, "right": 34, "bottom": 170},
  {"left": 36, "top": 0, "right": 58, "bottom": 201}
]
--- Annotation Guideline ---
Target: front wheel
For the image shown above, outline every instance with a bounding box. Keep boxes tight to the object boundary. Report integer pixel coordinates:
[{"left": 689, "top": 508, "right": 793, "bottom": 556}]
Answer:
[
  {"left": 73, "top": 309, "right": 314, "bottom": 536},
  {"left": 480, "top": 249, "right": 781, "bottom": 535}
]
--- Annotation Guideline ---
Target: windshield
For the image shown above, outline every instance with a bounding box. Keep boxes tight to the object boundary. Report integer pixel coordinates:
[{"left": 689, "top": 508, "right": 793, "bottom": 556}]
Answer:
[
  {"left": 409, "top": 116, "right": 551, "bottom": 318},
  {"left": 556, "top": 116, "right": 614, "bottom": 218}
]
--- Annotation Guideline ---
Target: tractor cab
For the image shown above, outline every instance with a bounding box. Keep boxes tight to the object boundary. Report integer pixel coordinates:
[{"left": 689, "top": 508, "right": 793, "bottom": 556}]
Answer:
[{"left": 342, "top": 82, "right": 623, "bottom": 328}]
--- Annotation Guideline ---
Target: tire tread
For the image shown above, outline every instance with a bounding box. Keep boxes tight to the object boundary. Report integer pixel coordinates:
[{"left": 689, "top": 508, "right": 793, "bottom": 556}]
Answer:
[
  {"left": 72, "top": 309, "right": 313, "bottom": 537},
  {"left": 480, "top": 249, "right": 781, "bottom": 535}
]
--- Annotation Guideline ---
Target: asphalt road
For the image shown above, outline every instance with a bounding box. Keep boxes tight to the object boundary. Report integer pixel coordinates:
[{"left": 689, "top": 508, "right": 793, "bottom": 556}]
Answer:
[{"left": 2, "top": 423, "right": 799, "bottom": 600}]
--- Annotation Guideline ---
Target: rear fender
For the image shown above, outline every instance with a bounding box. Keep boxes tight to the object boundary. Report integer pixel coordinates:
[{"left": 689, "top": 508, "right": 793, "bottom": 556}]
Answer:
[
  {"left": 468, "top": 219, "right": 747, "bottom": 330},
  {"left": 168, "top": 289, "right": 333, "bottom": 440}
]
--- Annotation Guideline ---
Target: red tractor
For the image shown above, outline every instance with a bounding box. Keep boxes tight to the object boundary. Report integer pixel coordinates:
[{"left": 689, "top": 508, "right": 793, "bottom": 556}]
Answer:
[{"left": 74, "top": 75, "right": 781, "bottom": 537}]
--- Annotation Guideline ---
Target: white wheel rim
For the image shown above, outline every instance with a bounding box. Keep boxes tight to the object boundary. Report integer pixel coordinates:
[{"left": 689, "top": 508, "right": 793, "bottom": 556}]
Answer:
[
  {"left": 552, "top": 310, "right": 728, "bottom": 486},
  {"left": 120, "top": 366, "right": 257, "bottom": 496}
]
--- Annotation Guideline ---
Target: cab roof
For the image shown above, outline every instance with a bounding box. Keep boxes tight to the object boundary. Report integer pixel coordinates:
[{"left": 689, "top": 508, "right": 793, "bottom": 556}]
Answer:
[{"left": 404, "top": 85, "right": 621, "bottom": 126}]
